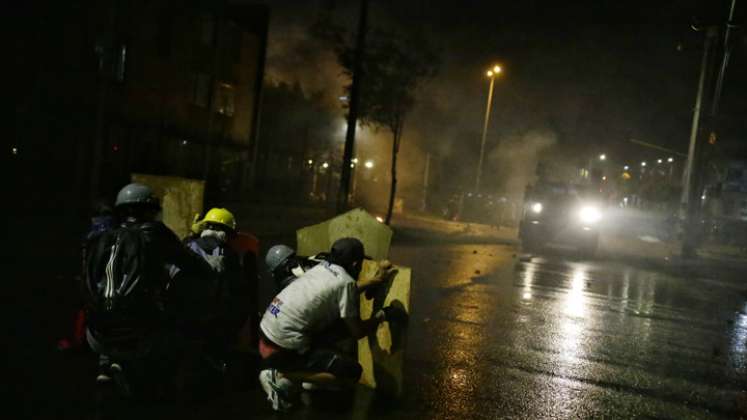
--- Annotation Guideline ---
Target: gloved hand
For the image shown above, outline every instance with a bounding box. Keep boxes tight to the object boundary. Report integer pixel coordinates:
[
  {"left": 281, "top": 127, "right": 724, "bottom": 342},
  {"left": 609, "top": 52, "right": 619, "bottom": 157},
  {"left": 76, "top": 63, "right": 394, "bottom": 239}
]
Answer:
[{"left": 381, "top": 305, "right": 408, "bottom": 325}]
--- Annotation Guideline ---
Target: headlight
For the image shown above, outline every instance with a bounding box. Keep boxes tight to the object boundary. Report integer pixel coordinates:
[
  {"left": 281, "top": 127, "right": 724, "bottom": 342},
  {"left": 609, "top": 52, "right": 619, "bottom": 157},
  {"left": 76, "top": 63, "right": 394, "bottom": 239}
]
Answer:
[
  {"left": 531, "top": 202, "right": 543, "bottom": 213},
  {"left": 579, "top": 205, "right": 601, "bottom": 224}
]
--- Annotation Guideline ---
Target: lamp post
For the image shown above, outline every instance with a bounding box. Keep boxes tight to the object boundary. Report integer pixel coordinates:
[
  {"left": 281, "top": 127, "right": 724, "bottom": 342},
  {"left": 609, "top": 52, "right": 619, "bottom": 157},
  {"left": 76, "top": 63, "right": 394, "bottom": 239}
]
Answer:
[
  {"left": 587, "top": 153, "right": 607, "bottom": 180},
  {"left": 475, "top": 65, "right": 502, "bottom": 193}
]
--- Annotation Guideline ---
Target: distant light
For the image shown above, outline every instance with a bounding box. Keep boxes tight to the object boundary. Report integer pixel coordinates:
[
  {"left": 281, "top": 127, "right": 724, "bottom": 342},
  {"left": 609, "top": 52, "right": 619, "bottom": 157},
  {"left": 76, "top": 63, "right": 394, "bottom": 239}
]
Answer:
[
  {"left": 623, "top": 165, "right": 629, "bottom": 171},
  {"left": 350, "top": 163, "right": 355, "bottom": 168},
  {"left": 486, "top": 70, "right": 493, "bottom": 77},
  {"left": 181, "top": 140, "right": 188, "bottom": 146},
  {"left": 531, "top": 202, "right": 543, "bottom": 213},
  {"left": 364, "top": 160, "right": 374, "bottom": 169},
  {"left": 701, "top": 194, "right": 706, "bottom": 200},
  {"left": 493, "top": 65, "right": 502, "bottom": 74},
  {"left": 376, "top": 216, "right": 384, "bottom": 223},
  {"left": 307, "top": 159, "right": 313, "bottom": 165},
  {"left": 322, "top": 162, "right": 329, "bottom": 169},
  {"left": 12, "top": 147, "right": 18, "bottom": 155},
  {"left": 667, "top": 157, "right": 674, "bottom": 163},
  {"left": 522, "top": 292, "right": 532, "bottom": 300},
  {"left": 338, "top": 96, "right": 349, "bottom": 101},
  {"left": 352, "top": 158, "right": 359, "bottom": 164},
  {"left": 112, "top": 144, "right": 119, "bottom": 152},
  {"left": 599, "top": 154, "right": 606, "bottom": 161},
  {"left": 641, "top": 161, "right": 647, "bottom": 167},
  {"left": 602, "top": 176, "right": 607, "bottom": 181},
  {"left": 657, "top": 159, "right": 663, "bottom": 164}
]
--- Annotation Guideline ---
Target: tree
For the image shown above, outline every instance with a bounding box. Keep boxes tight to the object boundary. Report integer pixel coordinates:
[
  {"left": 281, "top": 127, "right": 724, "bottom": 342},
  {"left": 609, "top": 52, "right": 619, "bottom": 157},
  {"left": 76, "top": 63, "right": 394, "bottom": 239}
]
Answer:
[{"left": 319, "top": 23, "right": 438, "bottom": 223}]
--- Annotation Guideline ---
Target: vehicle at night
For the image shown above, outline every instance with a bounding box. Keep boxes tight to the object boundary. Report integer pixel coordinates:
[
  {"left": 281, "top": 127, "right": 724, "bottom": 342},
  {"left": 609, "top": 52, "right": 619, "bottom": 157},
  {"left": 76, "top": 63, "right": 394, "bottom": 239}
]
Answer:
[{"left": 519, "top": 181, "right": 603, "bottom": 255}]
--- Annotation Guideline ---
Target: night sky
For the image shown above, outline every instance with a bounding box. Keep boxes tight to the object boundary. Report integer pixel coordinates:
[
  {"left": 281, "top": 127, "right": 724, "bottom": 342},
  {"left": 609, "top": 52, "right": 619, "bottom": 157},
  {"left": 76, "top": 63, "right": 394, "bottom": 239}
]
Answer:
[{"left": 267, "top": 0, "right": 746, "bottom": 190}]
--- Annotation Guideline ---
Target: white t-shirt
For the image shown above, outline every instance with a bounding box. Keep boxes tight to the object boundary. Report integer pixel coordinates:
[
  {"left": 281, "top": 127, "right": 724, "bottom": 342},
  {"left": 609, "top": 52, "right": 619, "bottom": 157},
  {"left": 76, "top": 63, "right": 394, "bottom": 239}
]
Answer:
[{"left": 260, "top": 261, "right": 359, "bottom": 352}]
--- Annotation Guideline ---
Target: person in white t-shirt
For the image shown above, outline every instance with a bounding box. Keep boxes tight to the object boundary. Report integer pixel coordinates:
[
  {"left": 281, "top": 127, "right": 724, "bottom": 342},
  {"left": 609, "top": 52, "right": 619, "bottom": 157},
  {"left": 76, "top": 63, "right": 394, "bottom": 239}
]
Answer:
[{"left": 257, "top": 237, "right": 407, "bottom": 411}]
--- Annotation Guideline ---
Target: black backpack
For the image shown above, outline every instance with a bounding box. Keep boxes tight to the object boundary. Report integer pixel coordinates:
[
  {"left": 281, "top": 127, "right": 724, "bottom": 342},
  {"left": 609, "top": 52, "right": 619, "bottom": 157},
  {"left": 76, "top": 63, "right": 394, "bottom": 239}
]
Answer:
[{"left": 85, "top": 225, "right": 164, "bottom": 344}]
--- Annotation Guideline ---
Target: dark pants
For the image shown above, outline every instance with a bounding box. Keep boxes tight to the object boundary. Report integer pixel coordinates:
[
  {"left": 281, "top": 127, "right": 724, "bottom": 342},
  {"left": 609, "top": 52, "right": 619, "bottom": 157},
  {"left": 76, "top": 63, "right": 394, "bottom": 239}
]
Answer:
[
  {"left": 87, "top": 328, "right": 186, "bottom": 397},
  {"left": 260, "top": 324, "right": 362, "bottom": 382}
]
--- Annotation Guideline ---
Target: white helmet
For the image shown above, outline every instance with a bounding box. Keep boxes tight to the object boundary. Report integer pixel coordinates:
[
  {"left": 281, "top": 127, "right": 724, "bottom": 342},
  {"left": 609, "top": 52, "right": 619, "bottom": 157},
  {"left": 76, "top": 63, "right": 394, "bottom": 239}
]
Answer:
[{"left": 265, "top": 245, "right": 295, "bottom": 272}]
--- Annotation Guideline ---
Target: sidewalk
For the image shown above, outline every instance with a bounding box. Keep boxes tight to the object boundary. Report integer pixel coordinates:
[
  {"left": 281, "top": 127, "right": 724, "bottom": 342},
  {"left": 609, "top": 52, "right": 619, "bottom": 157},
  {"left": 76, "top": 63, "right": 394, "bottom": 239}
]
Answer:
[
  {"left": 600, "top": 232, "right": 747, "bottom": 276},
  {"left": 390, "top": 212, "right": 518, "bottom": 244},
  {"left": 229, "top": 203, "right": 518, "bottom": 245},
  {"left": 229, "top": 203, "right": 747, "bottom": 276}
]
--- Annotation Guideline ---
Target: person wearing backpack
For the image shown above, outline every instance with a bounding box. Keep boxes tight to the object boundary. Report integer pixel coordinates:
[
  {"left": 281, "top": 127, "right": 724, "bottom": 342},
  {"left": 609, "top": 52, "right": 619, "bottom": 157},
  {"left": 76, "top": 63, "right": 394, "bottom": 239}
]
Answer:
[{"left": 84, "top": 183, "right": 215, "bottom": 397}]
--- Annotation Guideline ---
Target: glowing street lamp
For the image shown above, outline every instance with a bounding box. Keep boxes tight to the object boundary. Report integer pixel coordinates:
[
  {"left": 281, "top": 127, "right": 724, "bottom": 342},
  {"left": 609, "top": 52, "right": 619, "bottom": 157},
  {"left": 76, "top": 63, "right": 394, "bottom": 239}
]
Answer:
[
  {"left": 667, "top": 157, "right": 674, "bottom": 163},
  {"left": 599, "top": 154, "right": 606, "bottom": 161},
  {"left": 657, "top": 158, "right": 663, "bottom": 164},
  {"left": 641, "top": 161, "right": 647, "bottom": 167},
  {"left": 623, "top": 165, "right": 629, "bottom": 171},
  {"left": 364, "top": 160, "right": 374, "bottom": 169},
  {"left": 476, "top": 64, "right": 503, "bottom": 192}
]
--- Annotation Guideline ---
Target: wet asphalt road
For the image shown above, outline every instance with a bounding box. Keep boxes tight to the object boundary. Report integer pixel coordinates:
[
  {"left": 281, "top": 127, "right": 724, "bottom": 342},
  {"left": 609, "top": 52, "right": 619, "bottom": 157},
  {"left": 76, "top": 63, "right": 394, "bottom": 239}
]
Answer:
[
  {"left": 39, "top": 240, "right": 747, "bottom": 419},
  {"left": 391, "top": 242, "right": 747, "bottom": 419}
]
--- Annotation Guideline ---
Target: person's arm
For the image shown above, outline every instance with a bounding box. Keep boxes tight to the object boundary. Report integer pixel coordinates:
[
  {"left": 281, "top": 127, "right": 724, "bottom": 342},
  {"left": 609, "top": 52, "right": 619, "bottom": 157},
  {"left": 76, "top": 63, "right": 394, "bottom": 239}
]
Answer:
[
  {"left": 357, "top": 261, "right": 397, "bottom": 294},
  {"left": 343, "top": 314, "right": 384, "bottom": 340},
  {"left": 146, "top": 222, "right": 214, "bottom": 275},
  {"left": 343, "top": 306, "right": 409, "bottom": 339}
]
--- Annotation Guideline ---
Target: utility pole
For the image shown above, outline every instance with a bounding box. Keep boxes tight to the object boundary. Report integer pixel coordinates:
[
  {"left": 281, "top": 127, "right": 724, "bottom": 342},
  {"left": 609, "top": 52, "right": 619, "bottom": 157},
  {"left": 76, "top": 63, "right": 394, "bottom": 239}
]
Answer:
[
  {"left": 680, "top": 28, "right": 714, "bottom": 213},
  {"left": 337, "top": 0, "right": 368, "bottom": 213},
  {"left": 682, "top": 0, "right": 738, "bottom": 257},
  {"left": 475, "top": 73, "right": 496, "bottom": 193},
  {"left": 422, "top": 152, "right": 431, "bottom": 211}
]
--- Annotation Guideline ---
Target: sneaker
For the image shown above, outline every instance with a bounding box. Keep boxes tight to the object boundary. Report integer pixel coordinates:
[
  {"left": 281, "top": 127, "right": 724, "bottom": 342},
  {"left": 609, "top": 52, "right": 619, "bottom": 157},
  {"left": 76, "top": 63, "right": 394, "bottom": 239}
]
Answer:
[
  {"left": 301, "top": 381, "right": 341, "bottom": 392},
  {"left": 96, "top": 370, "right": 112, "bottom": 384},
  {"left": 109, "top": 363, "right": 132, "bottom": 398},
  {"left": 258, "top": 369, "right": 295, "bottom": 412}
]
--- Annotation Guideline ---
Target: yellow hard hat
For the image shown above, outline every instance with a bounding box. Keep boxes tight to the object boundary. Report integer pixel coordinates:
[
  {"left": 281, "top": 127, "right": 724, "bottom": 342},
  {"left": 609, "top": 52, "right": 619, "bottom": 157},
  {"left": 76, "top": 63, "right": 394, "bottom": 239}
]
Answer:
[{"left": 192, "top": 207, "right": 236, "bottom": 233}]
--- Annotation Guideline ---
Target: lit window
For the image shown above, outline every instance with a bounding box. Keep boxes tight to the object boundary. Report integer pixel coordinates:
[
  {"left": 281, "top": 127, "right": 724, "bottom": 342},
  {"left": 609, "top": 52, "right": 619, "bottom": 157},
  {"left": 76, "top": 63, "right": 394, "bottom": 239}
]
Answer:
[
  {"left": 114, "top": 44, "right": 127, "bottom": 82},
  {"left": 215, "top": 83, "right": 235, "bottom": 116}
]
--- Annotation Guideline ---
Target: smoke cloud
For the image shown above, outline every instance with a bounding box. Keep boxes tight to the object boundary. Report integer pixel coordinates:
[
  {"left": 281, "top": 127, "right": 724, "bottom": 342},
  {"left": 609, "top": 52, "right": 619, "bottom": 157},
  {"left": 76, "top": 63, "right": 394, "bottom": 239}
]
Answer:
[{"left": 488, "top": 128, "right": 558, "bottom": 198}]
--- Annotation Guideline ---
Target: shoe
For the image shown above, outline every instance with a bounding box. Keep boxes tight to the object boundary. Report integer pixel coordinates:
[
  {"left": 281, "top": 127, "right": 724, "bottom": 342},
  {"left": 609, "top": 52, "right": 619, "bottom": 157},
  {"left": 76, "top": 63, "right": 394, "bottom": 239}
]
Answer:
[
  {"left": 258, "top": 369, "right": 295, "bottom": 412},
  {"left": 109, "top": 363, "right": 132, "bottom": 398},
  {"left": 96, "top": 371, "right": 112, "bottom": 384},
  {"left": 301, "top": 381, "right": 341, "bottom": 392}
]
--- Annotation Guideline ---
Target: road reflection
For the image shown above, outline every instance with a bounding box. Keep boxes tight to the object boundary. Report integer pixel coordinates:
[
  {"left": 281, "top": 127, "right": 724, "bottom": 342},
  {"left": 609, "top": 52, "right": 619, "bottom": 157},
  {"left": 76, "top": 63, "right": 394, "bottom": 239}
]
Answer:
[{"left": 731, "top": 306, "right": 747, "bottom": 376}]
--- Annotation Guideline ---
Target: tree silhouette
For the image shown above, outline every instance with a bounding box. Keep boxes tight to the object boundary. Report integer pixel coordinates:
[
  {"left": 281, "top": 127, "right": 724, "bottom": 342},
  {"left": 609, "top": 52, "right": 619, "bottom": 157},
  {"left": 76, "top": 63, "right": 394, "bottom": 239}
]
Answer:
[{"left": 315, "top": 20, "right": 438, "bottom": 223}]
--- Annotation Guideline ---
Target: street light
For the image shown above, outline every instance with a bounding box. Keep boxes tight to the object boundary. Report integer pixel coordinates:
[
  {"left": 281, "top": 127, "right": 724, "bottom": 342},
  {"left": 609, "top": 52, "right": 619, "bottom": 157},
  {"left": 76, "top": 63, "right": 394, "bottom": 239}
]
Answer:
[
  {"left": 364, "top": 160, "right": 374, "bottom": 169},
  {"left": 475, "top": 64, "right": 502, "bottom": 192},
  {"left": 657, "top": 158, "right": 663, "bottom": 164},
  {"left": 599, "top": 154, "right": 606, "bottom": 161},
  {"left": 641, "top": 161, "right": 647, "bottom": 167},
  {"left": 667, "top": 157, "right": 674, "bottom": 163},
  {"left": 623, "top": 165, "right": 629, "bottom": 171}
]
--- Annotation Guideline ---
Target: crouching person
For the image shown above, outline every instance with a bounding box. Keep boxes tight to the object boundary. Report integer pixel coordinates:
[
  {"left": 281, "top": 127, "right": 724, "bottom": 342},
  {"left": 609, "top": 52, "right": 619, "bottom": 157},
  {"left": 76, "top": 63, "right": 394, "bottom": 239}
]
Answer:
[
  {"left": 84, "top": 183, "right": 215, "bottom": 398},
  {"left": 184, "top": 208, "right": 248, "bottom": 356},
  {"left": 257, "top": 238, "right": 405, "bottom": 411}
]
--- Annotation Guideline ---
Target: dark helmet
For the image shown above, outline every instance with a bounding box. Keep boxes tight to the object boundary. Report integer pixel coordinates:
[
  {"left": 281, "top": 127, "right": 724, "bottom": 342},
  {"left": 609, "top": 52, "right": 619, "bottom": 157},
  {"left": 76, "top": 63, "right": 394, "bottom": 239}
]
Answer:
[
  {"left": 265, "top": 245, "right": 295, "bottom": 273},
  {"left": 115, "top": 183, "right": 159, "bottom": 209}
]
